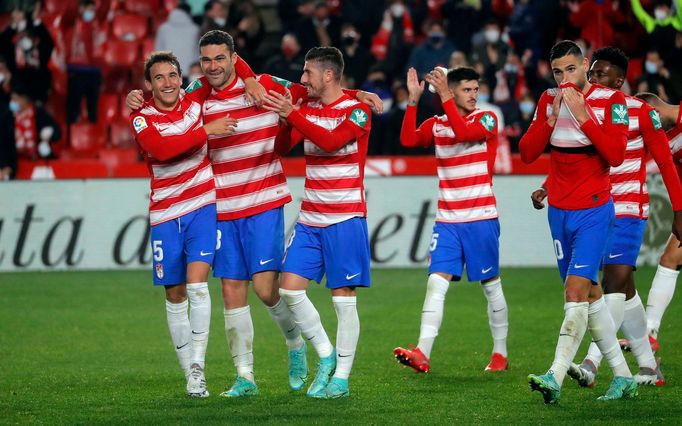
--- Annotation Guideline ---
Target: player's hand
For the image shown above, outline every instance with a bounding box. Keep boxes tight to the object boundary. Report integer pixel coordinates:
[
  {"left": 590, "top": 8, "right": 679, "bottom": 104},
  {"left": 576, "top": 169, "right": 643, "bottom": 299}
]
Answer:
[
  {"left": 357, "top": 91, "right": 384, "bottom": 114},
  {"left": 243, "top": 77, "right": 266, "bottom": 107},
  {"left": 203, "top": 115, "right": 238, "bottom": 136},
  {"left": 424, "top": 67, "right": 452, "bottom": 102},
  {"left": 262, "top": 89, "right": 294, "bottom": 118},
  {"left": 531, "top": 187, "right": 548, "bottom": 210},
  {"left": 126, "top": 90, "right": 144, "bottom": 110},
  {"left": 406, "top": 67, "right": 425, "bottom": 104},
  {"left": 561, "top": 85, "right": 589, "bottom": 125},
  {"left": 672, "top": 210, "right": 682, "bottom": 247},
  {"left": 547, "top": 91, "right": 562, "bottom": 127}
]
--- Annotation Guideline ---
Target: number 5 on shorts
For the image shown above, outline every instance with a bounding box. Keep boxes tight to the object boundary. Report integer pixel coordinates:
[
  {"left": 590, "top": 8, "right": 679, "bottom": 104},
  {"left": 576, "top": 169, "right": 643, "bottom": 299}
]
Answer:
[
  {"left": 429, "top": 233, "right": 439, "bottom": 252},
  {"left": 153, "top": 240, "right": 164, "bottom": 261}
]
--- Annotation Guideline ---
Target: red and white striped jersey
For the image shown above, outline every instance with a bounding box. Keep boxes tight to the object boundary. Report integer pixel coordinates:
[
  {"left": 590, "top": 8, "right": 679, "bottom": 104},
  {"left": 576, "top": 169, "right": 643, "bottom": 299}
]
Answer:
[
  {"left": 400, "top": 101, "right": 498, "bottom": 223},
  {"left": 195, "top": 74, "right": 294, "bottom": 221},
  {"left": 278, "top": 94, "right": 371, "bottom": 227},
  {"left": 669, "top": 102, "right": 682, "bottom": 178},
  {"left": 130, "top": 92, "right": 215, "bottom": 226},
  {"left": 609, "top": 95, "right": 682, "bottom": 218}
]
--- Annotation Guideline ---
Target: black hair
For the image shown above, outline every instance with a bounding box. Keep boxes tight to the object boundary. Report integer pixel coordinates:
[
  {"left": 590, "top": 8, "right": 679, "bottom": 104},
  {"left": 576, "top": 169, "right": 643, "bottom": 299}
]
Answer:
[
  {"left": 304, "top": 47, "right": 344, "bottom": 81},
  {"left": 144, "top": 51, "right": 181, "bottom": 81},
  {"left": 592, "top": 47, "right": 629, "bottom": 76},
  {"left": 447, "top": 67, "right": 479, "bottom": 86},
  {"left": 549, "top": 40, "right": 583, "bottom": 62},
  {"left": 199, "top": 30, "right": 235, "bottom": 53}
]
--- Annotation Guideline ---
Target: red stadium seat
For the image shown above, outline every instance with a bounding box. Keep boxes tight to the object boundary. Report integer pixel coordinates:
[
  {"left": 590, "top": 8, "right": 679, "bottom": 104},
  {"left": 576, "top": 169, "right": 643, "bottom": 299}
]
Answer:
[
  {"left": 124, "top": 0, "right": 160, "bottom": 16},
  {"left": 110, "top": 118, "right": 136, "bottom": 149},
  {"left": 103, "top": 40, "right": 139, "bottom": 67},
  {"left": 69, "top": 123, "right": 106, "bottom": 157},
  {"left": 98, "top": 93, "right": 120, "bottom": 125},
  {"left": 100, "top": 147, "right": 140, "bottom": 175},
  {"left": 141, "top": 37, "right": 155, "bottom": 61},
  {"left": 164, "top": 0, "right": 179, "bottom": 13},
  {"left": 111, "top": 13, "right": 148, "bottom": 41}
]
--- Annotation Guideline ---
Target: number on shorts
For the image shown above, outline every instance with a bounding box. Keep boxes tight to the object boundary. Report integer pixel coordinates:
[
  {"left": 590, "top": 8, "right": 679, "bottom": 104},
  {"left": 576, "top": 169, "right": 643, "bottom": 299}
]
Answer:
[
  {"left": 153, "top": 240, "right": 164, "bottom": 261},
  {"left": 553, "top": 239, "right": 564, "bottom": 260},
  {"left": 429, "top": 233, "right": 440, "bottom": 252},
  {"left": 216, "top": 229, "right": 222, "bottom": 251}
]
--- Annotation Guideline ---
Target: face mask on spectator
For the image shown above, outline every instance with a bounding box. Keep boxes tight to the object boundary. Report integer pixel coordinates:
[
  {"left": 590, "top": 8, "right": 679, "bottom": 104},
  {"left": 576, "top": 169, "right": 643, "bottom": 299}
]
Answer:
[
  {"left": 504, "top": 63, "right": 518, "bottom": 74},
  {"left": 390, "top": 4, "right": 405, "bottom": 17},
  {"left": 19, "top": 36, "right": 32, "bottom": 51},
  {"left": 398, "top": 100, "right": 408, "bottom": 110},
  {"left": 484, "top": 29, "right": 500, "bottom": 44},
  {"left": 189, "top": 73, "right": 202, "bottom": 82},
  {"left": 0, "top": 73, "right": 5, "bottom": 85},
  {"left": 9, "top": 100, "right": 20, "bottom": 114},
  {"left": 654, "top": 8, "right": 668, "bottom": 20},
  {"left": 428, "top": 32, "right": 445, "bottom": 45},
  {"left": 214, "top": 17, "right": 226, "bottom": 27},
  {"left": 645, "top": 60, "right": 658, "bottom": 74},
  {"left": 520, "top": 101, "right": 535, "bottom": 115},
  {"left": 282, "top": 46, "right": 296, "bottom": 58},
  {"left": 478, "top": 93, "right": 490, "bottom": 103},
  {"left": 82, "top": 10, "right": 95, "bottom": 22},
  {"left": 14, "top": 19, "right": 27, "bottom": 32}
]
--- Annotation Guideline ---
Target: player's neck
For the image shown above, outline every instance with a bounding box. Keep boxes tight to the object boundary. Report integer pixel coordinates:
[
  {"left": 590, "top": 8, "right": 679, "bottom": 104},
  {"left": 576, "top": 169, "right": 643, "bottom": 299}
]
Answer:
[
  {"left": 319, "top": 85, "right": 344, "bottom": 105},
  {"left": 581, "top": 81, "right": 592, "bottom": 95},
  {"left": 154, "top": 97, "right": 179, "bottom": 111},
  {"left": 216, "top": 73, "right": 237, "bottom": 91}
]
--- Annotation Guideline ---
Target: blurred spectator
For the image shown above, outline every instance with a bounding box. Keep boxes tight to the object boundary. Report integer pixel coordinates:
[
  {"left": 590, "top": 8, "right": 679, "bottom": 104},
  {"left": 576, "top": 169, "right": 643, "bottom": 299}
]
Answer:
[
  {"left": 0, "top": 80, "right": 15, "bottom": 180},
  {"left": 0, "top": 56, "right": 11, "bottom": 105},
  {"left": 65, "top": 0, "right": 105, "bottom": 124},
  {"left": 566, "top": 0, "right": 625, "bottom": 50},
  {"left": 341, "top": 0, "right": 385, "bottom": 44},
  {"left": 508, "top": 0, "right": 543, "bottom": 63},
  {"left": 477, "top": 80, "right": 505, "bottom": 132},
  {"left": 6, "top": 82, "right": 61, "bottom": 162},
  {"left": 448, "top": 50, "right": 469, "bottom": 69},
  {"left": 381, "top": 81, "right": 433, "bottom": 155},
  {"left": 631, "top": 0, "right": 682, "bottom": 33},
  {"left": 406, "top": 20, "right": 454, "bottom": 77},
  {"left": 471, "top": 19, "right": 509, "bottom": 94},
  {"left": 637, "top": 49, "right": 677, "bottom": 101},
  {"left": 278, "top": 0, "right": 316, "bottom": 34},
  {"left": 0, "top": 7, "right": 54, "bottom": 103},
  {"left": 361, "top": 65, "right": 393, "bottom": 112},
  {"left": 295, "top": 0, "right": 341, "bottom": 52},
  {"left": 507, "top": 92, "right": 535, "bottom": 152},
  {"left": 228, "top": 0, "right": 265, "bottom": 65},
  {"left": 263, "top": 33, "right": 305, "bottom": 83},
  {"left": 188, "top": 62, "right": 203, "bottom": 83},
  {"left": 339, "top": 22, "right": 372, "bottom": 89},
  {"left": 371, "top": 0, "right": 415, "bottom": 80},
  {"left": 440, "top": 0, "right": 485, "bottom": 55},
  {"left": 200, "top": 0, "right": 230, "bottom": 35},
  {"left": 155, "top": 3, "right": 199, "bottom": 77}
]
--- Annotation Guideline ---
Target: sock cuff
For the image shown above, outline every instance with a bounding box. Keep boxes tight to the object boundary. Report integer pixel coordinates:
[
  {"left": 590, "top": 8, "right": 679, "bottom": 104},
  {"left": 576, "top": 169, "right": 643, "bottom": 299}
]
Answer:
[
  {"left": 657, "top": 264, "right": 680, "bottom": 276},
  {"left": 604, "top": 292, "right": 626, "bottom": 302},
  {"left": 332, "top": 296, "right": 357, "bottom": 305},
  {"left": 166, "top": 299, "right": 188, "bottom": 313},
  {"left": 266, "top": 297, "right": 284, "bottom": 312},
  {"left": 186, "top": 282, "right": 208, "bottom": 290},
  {"left": 427, "top": 273, "right": 450, "bottom": 289},
  {"left": 564, "top": 301, "right": 589, "bottom": 311},
  {"left": 588, "top": 297, "right": 605, "bottom": 315},
  {"left": 482, "top": 277, "right": 502, "bottom": 287},
  {"left": 624, "top": 291, "right": 642, "bottom": 310},
  {"left": 224, "top": 305, "right": 250, "bottom": 317},
  {"left": 279, "top": 288, "right": 306, "bottom": 297}
]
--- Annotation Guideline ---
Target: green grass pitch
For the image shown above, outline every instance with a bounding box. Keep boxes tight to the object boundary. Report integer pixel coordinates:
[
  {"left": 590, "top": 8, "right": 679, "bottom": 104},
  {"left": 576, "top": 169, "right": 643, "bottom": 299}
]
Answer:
[{"left": 1, "top": 267, "right": 681, "bottom": 424}]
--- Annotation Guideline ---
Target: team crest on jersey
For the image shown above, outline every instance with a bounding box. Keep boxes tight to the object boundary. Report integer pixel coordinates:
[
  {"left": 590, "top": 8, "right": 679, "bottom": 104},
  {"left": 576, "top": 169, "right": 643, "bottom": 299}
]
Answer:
[
  {"left": 155, "top": 263, "right": 164, "bottom": 279},
  {"left": 349, "top": 108, "right": 368, "bottom": 127},
  {"left": 132, "top": 116, "right": 148, "bottom": 133},
  {"left": 611, "top": 104, "right": 629, "bottom": 125},
  {"left": 479, "top": 113, "right": 496, "bottom": 132},
  {"left": 650, "top": 110, "right": 662, "bottom": 130},
  {"left": 271, "top": 76, "right": 292, "bottom": 88},
  {"left": 185, "top": 79, "right": 203, "bottom": 93}
]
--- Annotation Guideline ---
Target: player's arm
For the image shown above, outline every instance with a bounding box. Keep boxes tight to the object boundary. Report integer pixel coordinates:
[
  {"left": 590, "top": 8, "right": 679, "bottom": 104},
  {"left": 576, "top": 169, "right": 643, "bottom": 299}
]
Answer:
[
  {"left": 400, "top": 105, "right": 435, "bottom": 148},
  {"left": 232, "top": 54, "right": 266, "bottom": 106},
  {"left": 577, "top": 90, "right": 628, "bottom": 166},
  {"left": 280, "top": 79, "right": 383, "bottom": 113},
  {"left": 273, "top": 122, "right": 303, "bottom": 156},
  {"left": 287, "top": 106, "right": 369, "bottom": 153},
  {"left": 519, "top": 92, "right": 556, "bottom": 164}
]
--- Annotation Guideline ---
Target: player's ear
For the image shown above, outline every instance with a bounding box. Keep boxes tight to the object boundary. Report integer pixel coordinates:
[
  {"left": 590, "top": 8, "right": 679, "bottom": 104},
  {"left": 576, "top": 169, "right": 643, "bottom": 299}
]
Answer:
[
  {"left": 581, "top": 57, "right": 589, "bottom": 72},
  {"left": 144, "top": 80, "right": 152, "bottom": 91}
]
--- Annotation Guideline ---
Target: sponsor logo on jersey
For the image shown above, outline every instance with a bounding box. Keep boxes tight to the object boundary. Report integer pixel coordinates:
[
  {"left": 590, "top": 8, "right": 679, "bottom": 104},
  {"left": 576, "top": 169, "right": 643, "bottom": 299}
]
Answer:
[
  {"left": 650, "top": 110, "right": 662, "bottom": 130},
  {"left": 349, "top": 108, "right": 368, "bottom": 128},
  {"left": 155, "top": 262, "right": 164, "bottom": 279},
  {"left": 271, "top": 76, "right": 292, "bottom": 88},
  {"left": 480, "top": 113, "right": 496, "bottom": 132},
  {"left": 133, "top": 116, "right": 148, "bottom": 133},
  {"left": 185, "top": 79, "right": 203, "bottom": 93},
  {"left": 611, "top": 104, "right": 629, "bottom": 125}
]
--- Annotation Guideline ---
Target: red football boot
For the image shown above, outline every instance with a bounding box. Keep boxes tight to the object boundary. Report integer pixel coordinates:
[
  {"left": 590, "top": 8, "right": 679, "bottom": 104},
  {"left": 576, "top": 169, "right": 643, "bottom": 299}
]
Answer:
[
  {"left": 485, "top": 352, "right": 508, "bottom": 371},
  {"left": 393, "top": 345, "right": 430, "bottom": 373}
]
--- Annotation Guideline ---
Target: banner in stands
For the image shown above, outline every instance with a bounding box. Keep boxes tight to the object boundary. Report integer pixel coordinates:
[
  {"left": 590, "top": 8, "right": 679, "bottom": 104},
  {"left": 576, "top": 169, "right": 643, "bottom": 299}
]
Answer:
[{"left": 0, "top": 176, "right": 663, "bottom": 273}]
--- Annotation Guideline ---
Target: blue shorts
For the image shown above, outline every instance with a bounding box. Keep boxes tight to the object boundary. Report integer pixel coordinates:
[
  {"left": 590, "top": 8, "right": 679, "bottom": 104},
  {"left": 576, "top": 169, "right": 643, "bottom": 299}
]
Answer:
[
  {"left": 213, "top": 207, "right": 285, "bottom": 280},
  {"left": 602, "top": 217, "right": 647, "bottom": 267},
  {"left": 427, "top": 219, "right": 500, "bottom": 282},
  {"left": 282, "top": 218, "right": 371, "bottom": 289},
  {"left": 150, "top": 204, "right": 217, "bottom": 286},
  {"left": 548, "top": 200, "right": 614, "bottom": 284}
]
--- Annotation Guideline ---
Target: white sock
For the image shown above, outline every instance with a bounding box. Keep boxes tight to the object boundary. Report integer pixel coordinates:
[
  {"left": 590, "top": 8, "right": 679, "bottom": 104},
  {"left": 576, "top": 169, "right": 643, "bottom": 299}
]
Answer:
[
  {"left": 224, "top": 306, "right": 255, "bottom": 382},
  {"left": 481, "top": 278, "right": 508, "bottom": 357},
  {"left": 166, "top": 299, "right": 191, "bottom": 376},
  {"left": 266, "top": 298, "right": 304, "bottom": 350},
  {"left": 585, "top": 292, "right": 625, "bottom": 368},
  {"left": 332, "top": 296, "right": 359, "bottom": 380},
  {"left": 416, "top": 274, "right": 449, "bottom": 359},
  {"left": 279, "top": 288, "right": 334, "bottom": 358},
  {"left": 587, "top": 297, "right": 631, "bottom": 378},
  {"left": 549, "top": 302, "right": 588, "bottom": 386},
  {"left": 646, "top": 265, "right": 678, "bottom": 337},
  {"left": 186, "top": 282, "right": 211, "bottom": 369},
  {"left": 621, "top": 292, "right": 657, "bottom": 370}
]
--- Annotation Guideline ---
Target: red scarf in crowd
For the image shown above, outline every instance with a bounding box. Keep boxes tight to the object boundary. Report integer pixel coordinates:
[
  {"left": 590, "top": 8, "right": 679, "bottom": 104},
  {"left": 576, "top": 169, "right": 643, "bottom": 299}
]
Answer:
[
  {"left": 371, "top": 9, "right": 414, "bottom": 60},
  {"left": 15, "top": 105, "right": 38, "bottom": 160}
]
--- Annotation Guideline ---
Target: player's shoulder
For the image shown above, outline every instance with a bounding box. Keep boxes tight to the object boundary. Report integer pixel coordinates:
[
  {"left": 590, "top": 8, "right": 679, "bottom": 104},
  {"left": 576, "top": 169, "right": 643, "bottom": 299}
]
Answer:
[
  {"left": 471, "top": 109, "right": 498, "bottom": 133},
  {"left": 260, "top": 73, "right": 294, "bottom": 89},
  {"left": 337, "top": 96, "right": 370, "bottom": 128},
  {"left": 588, "top": 84, "right": 624, "bottom": 102}
]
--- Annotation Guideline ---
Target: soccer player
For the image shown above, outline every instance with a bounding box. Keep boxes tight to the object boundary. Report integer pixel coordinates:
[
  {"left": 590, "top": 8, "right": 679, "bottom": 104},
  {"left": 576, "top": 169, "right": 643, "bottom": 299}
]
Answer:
[
  {"left": 263, "top": 46, "right": 372, "bottom": 399},
  {"left": 519, "top": 40, "right": 636, "bottom": 403},
  {"left": 130, "top": 51, "right": 237, "bottom": 397},
  {"left": 392, "top": 66, "right": 509, "bottom": 373},
  {"left": 626, "top": 92, "right": 682, "bottom": 353},
  {"left": 564, "top": 48, "right": 682, "bottom": 388}
]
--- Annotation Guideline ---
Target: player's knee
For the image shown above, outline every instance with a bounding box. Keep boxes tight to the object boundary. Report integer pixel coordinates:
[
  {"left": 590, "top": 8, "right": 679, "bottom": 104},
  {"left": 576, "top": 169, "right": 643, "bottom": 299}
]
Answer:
[{"left": 659, "top": 252, "right": 682, "bottom": 269}]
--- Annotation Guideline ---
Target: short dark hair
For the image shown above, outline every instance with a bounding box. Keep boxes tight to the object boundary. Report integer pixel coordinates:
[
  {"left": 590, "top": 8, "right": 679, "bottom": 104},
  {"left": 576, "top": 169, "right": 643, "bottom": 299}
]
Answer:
[
  {"left": 199, "top": 30, "right": 235, "bottom": 53},
  {"left": 144, "top": 51, "right": 181, "bottom": 82},
  {"left": 591, "top": 47, "right": 629, "bottom": 76},
  {"left": 447, "top": 67, "right": 479, "bottom": 86},
  {"left": 304, "top": 47, "right": 344, "bottom": 81},
  {"left": 549, "top": 40, "right": 583, "bottom": 62}
]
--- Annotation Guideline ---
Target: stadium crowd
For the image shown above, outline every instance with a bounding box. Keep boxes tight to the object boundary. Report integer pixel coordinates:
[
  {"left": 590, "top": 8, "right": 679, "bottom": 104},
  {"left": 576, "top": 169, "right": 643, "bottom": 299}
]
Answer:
[{"left": 0, "top": 0, "right": 681, "bottom": 179}]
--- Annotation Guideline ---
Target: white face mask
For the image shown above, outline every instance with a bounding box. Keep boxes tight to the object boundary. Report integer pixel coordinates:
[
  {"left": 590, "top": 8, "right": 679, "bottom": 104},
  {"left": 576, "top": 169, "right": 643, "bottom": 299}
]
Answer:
[
  {"left": 484, "top": 29, "right": 500, "bottom": 44},
  {"left": 19, "top": 36, "right": 33, "bottom": 51},
  {"left": 398, "top": 100, "right": 408, "bottom": 110},
  {"left": 15, "top": 19, "right": 27, "bottom": 32},
  {"left": 654, "top": 8, "right": 668, "bottom": 20},
  {"left": 645, "top": 60, "right": 658, "bottom": 74},
  {"left": 214, "top": 17, "right": 226, "bottom": 27},
  {"left": 390, "top": 4, "right": 405, "bottom": 17},
  {"left": 82, "top": 9, "right": 96, "bottom": 22}
]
